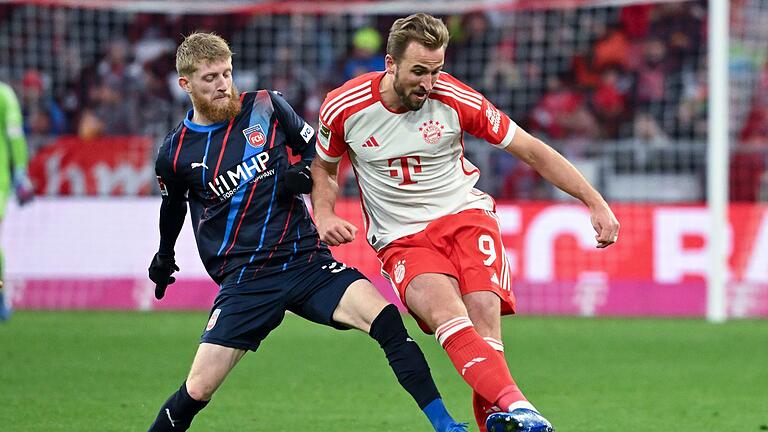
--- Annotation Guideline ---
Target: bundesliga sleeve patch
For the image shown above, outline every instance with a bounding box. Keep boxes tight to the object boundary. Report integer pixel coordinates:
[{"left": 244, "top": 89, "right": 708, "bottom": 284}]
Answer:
[
  {"left": 300, "top": 121, "right": 315, "bottom": 143},
  {"left": 156, "top": 176, "right": 168, "bottom": 196},
  {"left": 317, "top": 122, "right": 332, "bottom": 149}
]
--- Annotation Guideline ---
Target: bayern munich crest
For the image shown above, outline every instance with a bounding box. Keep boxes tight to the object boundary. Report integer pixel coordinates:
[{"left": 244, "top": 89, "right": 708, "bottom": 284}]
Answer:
[
  {"left": 394, "top": 259, "right": 406, "bottom": 284},
  {"left": 243, "top": 124, "right": 267, "bottom": 149},
  {"left": 419, "top": 120, "right": 444, "bottom": 145}
]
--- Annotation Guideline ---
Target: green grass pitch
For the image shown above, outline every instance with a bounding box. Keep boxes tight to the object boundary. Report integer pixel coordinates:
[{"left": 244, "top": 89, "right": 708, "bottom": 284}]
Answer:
[{"left": 1, "top": 311, "right": 766, "bottom": 431}]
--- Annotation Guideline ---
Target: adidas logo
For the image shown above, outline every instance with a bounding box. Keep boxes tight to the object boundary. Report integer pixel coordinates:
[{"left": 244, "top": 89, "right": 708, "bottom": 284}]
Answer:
[
  {"left": 362, "top": 136, "right": 380, "bottom": 148},
  {"left": 461, "top": 357, "right": 487, "bottom": 375}
]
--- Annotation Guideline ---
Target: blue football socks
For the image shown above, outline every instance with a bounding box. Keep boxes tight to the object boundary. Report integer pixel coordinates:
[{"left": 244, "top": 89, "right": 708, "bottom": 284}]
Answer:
[{"left": 423, "top": 398, "right": 465, "bottom": 432}]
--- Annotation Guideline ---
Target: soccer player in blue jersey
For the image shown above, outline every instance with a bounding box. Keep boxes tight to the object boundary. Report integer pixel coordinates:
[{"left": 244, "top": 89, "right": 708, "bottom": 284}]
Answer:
[{"left": 145, "top": 32, "right": 467, "bottom": 432}]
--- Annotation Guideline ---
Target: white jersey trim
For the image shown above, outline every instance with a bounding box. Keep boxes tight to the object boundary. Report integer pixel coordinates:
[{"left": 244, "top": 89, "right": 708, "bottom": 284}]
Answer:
[
  {"left": 322, "top": 88, "right": 372, "bottom": 124},
  {"left": 326, "top": 93, "right": 374, "bottom": 125},
  {"left": 484, "top": 210, "right": 510, "bottom": 292},
  {"left": 315, "top": 144, "right": 342, "bottom": 163},
  {"left": 321, "top": 80, "right": 372, "bottom": 119},
  {"left": 431, "top": 88, "right": 482, "bottom": 110},
  {"left": 434, "top": 80, "right": 482, "bottom": 103},
  {"left": 493, "top": 122, "right": 517, "bottom": 149}
]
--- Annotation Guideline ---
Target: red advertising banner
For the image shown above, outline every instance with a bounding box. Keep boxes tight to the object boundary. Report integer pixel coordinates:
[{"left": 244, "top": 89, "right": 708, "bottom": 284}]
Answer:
[
  {"left": 4, "top": 199, "right": 767, "bottom": 317},
  {"left": 323, "top": 202, "right": 768, "bottom": 317},
  {"left": 28, "top": 136, "right": 156, "bottom": 196}
]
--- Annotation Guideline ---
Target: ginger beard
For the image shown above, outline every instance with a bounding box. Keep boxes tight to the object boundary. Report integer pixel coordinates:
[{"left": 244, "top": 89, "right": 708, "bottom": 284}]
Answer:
[{"left": 191, "top": 84, "right": 242, "bottom": 123}]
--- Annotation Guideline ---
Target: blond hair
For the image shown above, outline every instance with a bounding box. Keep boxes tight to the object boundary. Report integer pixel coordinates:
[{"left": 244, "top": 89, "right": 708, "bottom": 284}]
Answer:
[
  {"left": 175, "top": 32, "right": 233, "bottom": 76},
  {"left": 386, "top": 13, "right": 450, "bottom": 61}
]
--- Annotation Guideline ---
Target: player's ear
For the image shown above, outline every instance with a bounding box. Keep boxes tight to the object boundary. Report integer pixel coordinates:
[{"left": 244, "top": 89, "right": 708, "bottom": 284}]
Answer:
[
  {"left": 385, "top": 54, "right": 396, "bottom": 75},
  {"left": 178, "top": 76, "right": 192, "bottom": 93}
]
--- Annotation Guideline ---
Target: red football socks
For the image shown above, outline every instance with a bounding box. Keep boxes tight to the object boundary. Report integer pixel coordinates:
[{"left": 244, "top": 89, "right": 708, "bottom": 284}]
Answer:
[
  {"left": 436, "top": 318, "right": 526, "bottom": 411},
  {"left": 470, "top": 337, "right": 527, "bottom": 431}
]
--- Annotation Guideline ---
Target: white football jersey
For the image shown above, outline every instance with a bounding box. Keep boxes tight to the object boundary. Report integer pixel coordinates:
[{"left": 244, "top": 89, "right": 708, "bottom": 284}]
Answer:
[{"left": 316, "top": 71, "right": 517, "bottom": 251}]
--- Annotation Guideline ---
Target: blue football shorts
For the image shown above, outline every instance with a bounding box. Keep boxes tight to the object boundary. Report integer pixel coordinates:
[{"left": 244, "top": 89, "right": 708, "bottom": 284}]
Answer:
[{"left": 200, "top": 255, "right": 366, "bottom": 351}]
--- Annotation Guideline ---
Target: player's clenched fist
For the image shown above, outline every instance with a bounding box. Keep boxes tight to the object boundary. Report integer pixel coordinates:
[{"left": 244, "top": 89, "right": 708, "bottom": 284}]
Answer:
[
  {"left": 590, "top": 202, "right": 620, "bottom": 248},
  {"left": 315, "top": 214, "right": 357, "bottom": 246},
  {"left": 148, "top": 253, "right": 180, "bottom": 300}
]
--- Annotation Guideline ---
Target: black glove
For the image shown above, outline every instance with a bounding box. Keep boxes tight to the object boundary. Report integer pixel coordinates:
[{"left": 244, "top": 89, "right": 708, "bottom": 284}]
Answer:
[
  {"left": 278, "top": 160, "right": 312, "bottom": 201},
  {"left": 148, "top": 253, "right": 179, "bottom": 300}
]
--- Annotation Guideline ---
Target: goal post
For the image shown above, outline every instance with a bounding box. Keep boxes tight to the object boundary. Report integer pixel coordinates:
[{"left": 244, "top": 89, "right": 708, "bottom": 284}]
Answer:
[{"left": 707, "top": 0, "right": 729, "bottom": 323}]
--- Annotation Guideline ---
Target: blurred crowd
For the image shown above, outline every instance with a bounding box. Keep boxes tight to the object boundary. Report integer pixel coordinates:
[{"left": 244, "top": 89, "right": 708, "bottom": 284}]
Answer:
[{"left": 1, "top": 0, "right": 767, "bottom": 201}]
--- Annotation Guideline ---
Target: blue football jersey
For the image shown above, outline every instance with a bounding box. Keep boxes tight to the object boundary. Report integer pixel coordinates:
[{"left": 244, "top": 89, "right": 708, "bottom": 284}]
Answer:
[{"left": 156, "top": 90, "right": 329, "bottom": 284}]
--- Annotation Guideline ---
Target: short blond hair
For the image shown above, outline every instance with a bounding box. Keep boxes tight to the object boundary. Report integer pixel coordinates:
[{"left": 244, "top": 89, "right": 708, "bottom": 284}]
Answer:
[
  {"left": 175, "top": 32, "right": 233, "bottom": 76},
  {"left": 386, "top": 13, "right": 450, "bottom": 61}
]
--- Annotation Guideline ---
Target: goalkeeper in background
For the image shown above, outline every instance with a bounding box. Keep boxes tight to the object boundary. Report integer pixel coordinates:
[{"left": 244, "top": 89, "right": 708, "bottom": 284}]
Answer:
[{"left": 0, "top": 81, "right": 34, "bottom": 321}]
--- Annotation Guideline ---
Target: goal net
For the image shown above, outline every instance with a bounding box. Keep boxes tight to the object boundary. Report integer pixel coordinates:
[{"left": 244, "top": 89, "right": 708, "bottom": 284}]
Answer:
[{"left": 0, "top": 0, "right": 765, "bottom": 318}]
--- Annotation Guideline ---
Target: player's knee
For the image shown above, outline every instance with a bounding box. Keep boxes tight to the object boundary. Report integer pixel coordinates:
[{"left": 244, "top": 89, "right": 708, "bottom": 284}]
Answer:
[
  {"left": 334, "top": 302, "right": 381, "bottom": 333},
  {"left": 405, "top": 275, "right": 467, "bottom": 331},
  {"left": 333, "top": 279, "right": 388, "bottom": 332},
  {"left": 185, "top": 377, "right": 217, "bottom": 401},
  {"left": 356, "top": 303, "right": 388, "bottom": 333},
  {"left": 368, "top": 303, "right": 406, "bottom": 341}
]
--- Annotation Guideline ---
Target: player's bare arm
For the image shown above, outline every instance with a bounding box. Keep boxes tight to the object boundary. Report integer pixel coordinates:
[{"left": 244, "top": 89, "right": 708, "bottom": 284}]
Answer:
[
  {"left": 505, "top": 127, "right": 620, "bottom": 248},
  {"left": 310, "top": 157, "right": 357, "bottom": 246}
]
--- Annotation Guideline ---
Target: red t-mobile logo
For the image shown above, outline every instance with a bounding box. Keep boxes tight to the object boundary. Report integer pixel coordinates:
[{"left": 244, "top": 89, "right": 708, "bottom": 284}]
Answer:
[{"left": 387, "top": 156, "right": 422, "bottom": 186}]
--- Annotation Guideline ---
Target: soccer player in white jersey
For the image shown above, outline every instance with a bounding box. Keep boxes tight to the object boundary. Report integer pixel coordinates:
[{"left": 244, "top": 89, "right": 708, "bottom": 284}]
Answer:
[{"left": 311, "top": 13, "right": 620, "bottom": 432}]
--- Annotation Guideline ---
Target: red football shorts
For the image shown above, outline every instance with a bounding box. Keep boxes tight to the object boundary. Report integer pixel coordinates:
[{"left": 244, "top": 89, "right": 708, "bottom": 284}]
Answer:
[{"left": 377, "top": 209, "right": 516, "bottom": 334}]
